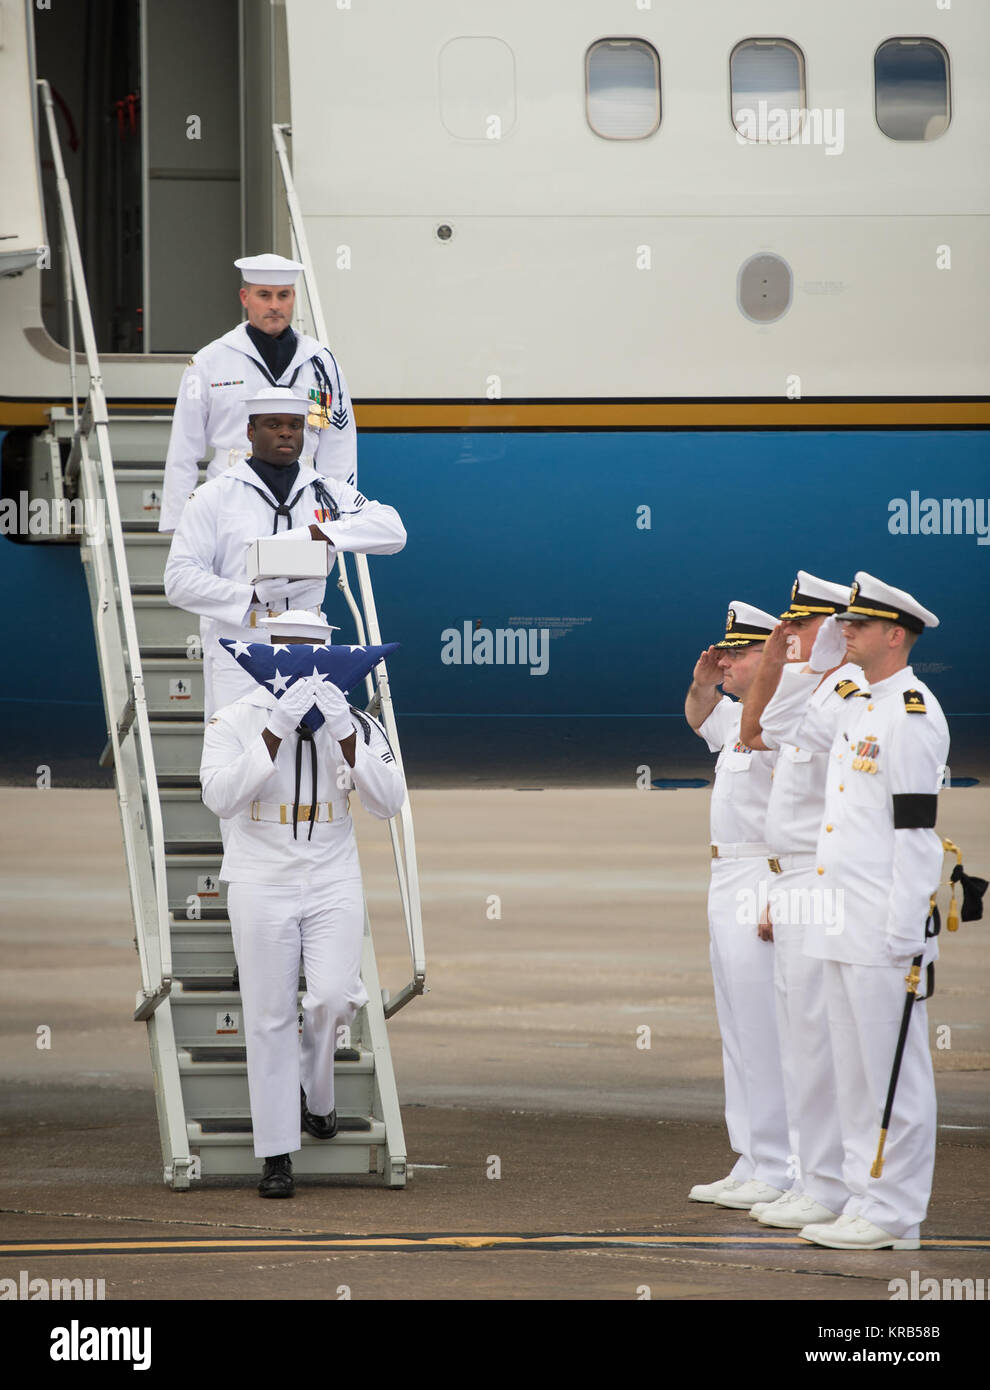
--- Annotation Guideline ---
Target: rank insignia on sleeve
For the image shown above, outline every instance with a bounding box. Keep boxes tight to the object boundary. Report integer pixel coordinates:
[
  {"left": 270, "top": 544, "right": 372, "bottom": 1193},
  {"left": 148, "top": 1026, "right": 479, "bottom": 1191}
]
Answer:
[
  {"left": 835, "top": 679, "right": 861, "bottom": 699},
  {"left": 904, "top": 689, "right": 927, "bottom": 714}
]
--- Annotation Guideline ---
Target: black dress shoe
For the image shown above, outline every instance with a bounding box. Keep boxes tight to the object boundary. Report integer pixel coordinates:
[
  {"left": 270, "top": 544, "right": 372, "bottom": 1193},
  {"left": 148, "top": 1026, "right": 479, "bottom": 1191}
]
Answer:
[
  {"left": 258, "top": 1153, "right": 294, "bottom": 1198},
  {"left": 301, "top": 1086, "right": 338, "bottom": 1140}
]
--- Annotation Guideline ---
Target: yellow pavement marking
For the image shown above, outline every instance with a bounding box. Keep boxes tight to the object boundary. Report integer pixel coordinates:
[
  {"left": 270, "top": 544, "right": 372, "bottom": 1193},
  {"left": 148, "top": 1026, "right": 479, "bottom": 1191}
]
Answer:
[{"left": 1, "top": 1233, "right": 987, "bottom": 1257}]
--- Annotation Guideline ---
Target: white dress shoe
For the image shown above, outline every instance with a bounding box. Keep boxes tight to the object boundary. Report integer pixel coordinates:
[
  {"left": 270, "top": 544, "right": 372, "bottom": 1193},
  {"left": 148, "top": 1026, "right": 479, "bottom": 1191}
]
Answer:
[
  {"left": 758, "top": 1194, "right": 840, "bottom": 1229},
  {"left": 749, "top": 1191, "right": 798, "bottom": 1220},
  {"left": 717, "top": 1178, "right": 784, "bottom": 1212},
  {"left": 714, "top": 1180, "right": 786, "bottom": 1210},
  {"left": 688, "top": 1175, "right": 740, "bottom": 1203},
  {"left": 798, "top": 1215, "right": 920, "bottom": 1250}
]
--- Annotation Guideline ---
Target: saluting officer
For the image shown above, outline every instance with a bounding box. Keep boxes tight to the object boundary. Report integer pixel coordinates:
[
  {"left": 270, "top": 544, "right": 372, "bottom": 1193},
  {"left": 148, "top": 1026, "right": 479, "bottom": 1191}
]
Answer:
[
  {"left": 752, "top": 573, "right": 947, "bottom": 1250},
  {"left": 159, "top": 253, "right": 357, "bottom": 533},
  {"left": 164, "top": 388, "right": 405, "bottom": 720},
  {"left": 736, "top": 572, "right": 855, "bottom": 1231},
  {"left": 200, "top": 609, "right": 406, "bottom": 1198},
  {"left": 684, "top": 601, "right": 791, "bottom": 1212}
]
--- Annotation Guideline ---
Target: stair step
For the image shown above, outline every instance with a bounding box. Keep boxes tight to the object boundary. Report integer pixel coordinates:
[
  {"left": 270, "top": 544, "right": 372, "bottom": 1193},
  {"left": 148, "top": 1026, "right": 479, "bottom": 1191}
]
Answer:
[
  {"left": 141, "top": 656, "right": 203, "bottom": 717},
  {"left": 115, "top": 467, "right": 201, "bottom": 522},
  {"left": 151, "top": 721, "right": 210, "bottom": 777},
  {"left": 122, "top": 533, "right": 172, "bottom": 584},
  {"left": 133, "top": 594, "right": 200, "bottom": 647},
  {"left": 188, "top": 1118, "right": 387, "bottom": 1177},
  {"left": 160, "top": 788, "right": 218, "bottom": 842},
  {"left": 197, "top": 1114, "right": 374, "bottom": 1134},
  {"left": 179, "top": 1048, "right": 372, "bottom": 1074}
]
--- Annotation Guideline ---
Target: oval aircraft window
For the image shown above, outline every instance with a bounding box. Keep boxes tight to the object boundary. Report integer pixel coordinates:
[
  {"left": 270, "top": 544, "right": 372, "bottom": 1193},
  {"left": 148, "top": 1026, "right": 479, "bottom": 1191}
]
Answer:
[
  {"left": 586, "top": 39, "right": 661, "bottom": 140},
  {"left": 738, "top": 253, "right": 792, "bottom": 324},
  {"left": 875, "top": 38, "right": 950, "bottom": 142},
  {"left": 730, "top": 38, "right": 806, "bottom": 143}
]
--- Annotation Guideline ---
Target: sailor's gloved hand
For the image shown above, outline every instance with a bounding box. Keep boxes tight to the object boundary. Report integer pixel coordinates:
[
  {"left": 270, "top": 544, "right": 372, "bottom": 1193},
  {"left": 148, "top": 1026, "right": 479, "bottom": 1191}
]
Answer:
[
  {"left": 310, "top": 676, "right": 355, "bottom": 744},
  {"left": 254, "top": 576, "right": 320, "bottom": 607},
  {"left": 809, "top": 615, "right": 849, "bottom": 672},
  {"left": 266, "top": 676, "right": 319, "bottom": 743},
  {"left": 884, "top": 932, "right": 938, "bottom": 970}
]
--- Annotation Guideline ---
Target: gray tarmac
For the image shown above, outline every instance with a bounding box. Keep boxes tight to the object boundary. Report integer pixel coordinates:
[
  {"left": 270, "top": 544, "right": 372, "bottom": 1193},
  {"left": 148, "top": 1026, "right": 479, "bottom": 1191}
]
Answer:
[{"left": 1, "top": 785, "right": 987, "bottom": 1302}]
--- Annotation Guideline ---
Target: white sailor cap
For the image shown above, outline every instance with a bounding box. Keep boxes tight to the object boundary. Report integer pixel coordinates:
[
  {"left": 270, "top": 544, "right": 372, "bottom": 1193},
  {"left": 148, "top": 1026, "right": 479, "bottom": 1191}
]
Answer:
[
  {"left": 780, "top": 571, "right": 852, "bottom": 621},
  {"left": 714, "top": 600, "right": 779, "bottom": 649},
  {"left": 245, "top": 388, "right": 309, "bottom": 421},
  {"left": 259, "top": 610, "right": 340, "bottom": 643},
  {"left": 835, "top": 572, "right": 939, "bottom": 634},
  {"left": 235, "top": 253, "right": 304, "bottom": 286}
]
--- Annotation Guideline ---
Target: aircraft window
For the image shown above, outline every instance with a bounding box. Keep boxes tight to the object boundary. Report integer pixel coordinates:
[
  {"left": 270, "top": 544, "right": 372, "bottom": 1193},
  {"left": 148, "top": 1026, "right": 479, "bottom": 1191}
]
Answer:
[
  {"left": 875, "top": 38, "right": 950, "bottom": 141},
  {"left": 730, "top": 38, "right": 806, "bottom": 142},
  {"left": 586, "top": 39, "right": 661, "bottom": 140},
  {"left": 439, "top": 37, "right": 516, "bottom": 139},
  {"left": 738, "top": 253, "right": 792, "bottom": 324}
]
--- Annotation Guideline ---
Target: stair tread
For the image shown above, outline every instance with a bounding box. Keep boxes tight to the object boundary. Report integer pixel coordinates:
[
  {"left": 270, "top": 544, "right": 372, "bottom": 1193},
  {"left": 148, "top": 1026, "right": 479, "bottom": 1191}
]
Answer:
[
  {"left": 189, "top": 1116, "right": 382, "bottom": 1141},
  {"left": 180, "top": 1042, "right": 367, "bottom": 1059}
]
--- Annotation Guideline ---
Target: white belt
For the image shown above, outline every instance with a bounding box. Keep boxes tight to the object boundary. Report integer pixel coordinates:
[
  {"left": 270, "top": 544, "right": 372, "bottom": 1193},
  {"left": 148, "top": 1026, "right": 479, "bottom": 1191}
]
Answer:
[
  {"left": 211, "top": 447, "right": 247, "bottom": 471},
  {"left": 711, "top": 842, "right": 774, "bottom": 861},
  {"left": 250, "top": 799, "right": 348, "bottom": 826},
  {"left": 768, "top": 852, "right": 818, "bottom": 873}
]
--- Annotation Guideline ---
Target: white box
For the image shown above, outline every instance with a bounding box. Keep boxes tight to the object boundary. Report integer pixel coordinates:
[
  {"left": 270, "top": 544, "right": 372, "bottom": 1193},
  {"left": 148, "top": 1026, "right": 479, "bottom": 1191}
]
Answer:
[{"left": 245, "top": 538, "right": 331, "bottom": 584}]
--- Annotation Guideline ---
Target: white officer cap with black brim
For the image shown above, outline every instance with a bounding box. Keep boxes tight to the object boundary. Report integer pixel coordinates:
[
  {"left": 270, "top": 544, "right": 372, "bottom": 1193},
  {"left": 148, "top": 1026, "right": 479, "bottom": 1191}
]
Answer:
[
  {"left": 259, "top": 610, "right": 340, "bottom": 644},
  {"left": 835, "top": 572, "right": 939, "bottom": 634},
  {"left": 244, "top": 387, "right": 310, "bottom": 423},
  {"left": 780, "top": 571, "right": 852, "bottom": 621},
  {"left": 235, "top": 253, "right": 304, "bottom": 286},
  {"left": 714, "top": 601, "right": 779, "bottom": 649}
]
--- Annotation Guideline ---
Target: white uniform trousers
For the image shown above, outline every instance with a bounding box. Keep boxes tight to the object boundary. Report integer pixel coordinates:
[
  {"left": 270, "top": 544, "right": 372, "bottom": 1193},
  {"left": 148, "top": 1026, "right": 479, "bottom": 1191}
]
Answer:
[
  {"left": 708, "top": 858, "right": 790, "bottom": 1189},
  {"left": 228, "top": 877, "right": 369, "bottom": 1159},
  {"left": 823, "top": 960, "right": 936, "bottom": 1240},
  {"left": 771, "top": 866, "right": 847, "bottom": 1213}
]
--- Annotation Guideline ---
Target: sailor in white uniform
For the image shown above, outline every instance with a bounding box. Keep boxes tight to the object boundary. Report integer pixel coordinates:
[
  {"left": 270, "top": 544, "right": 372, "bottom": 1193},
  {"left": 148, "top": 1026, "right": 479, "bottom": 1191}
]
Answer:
[
  {"left": 164, "top": 388, "right": 405, "bottom": 720},
  {"left": 200, "top": 609, "right": 406, "bottom": 1197},
  {"left": 752, "top": 573, "right": 948, "bottom": 1250},
  {"left": 159, "top": 252, "right": 357, "bottom": 533},
  {"left": 685, "top": 601, "right": 791, "bottom": 1212},
  {"left": 736, "top": 572, "right": 857, "bottom": 1230}
]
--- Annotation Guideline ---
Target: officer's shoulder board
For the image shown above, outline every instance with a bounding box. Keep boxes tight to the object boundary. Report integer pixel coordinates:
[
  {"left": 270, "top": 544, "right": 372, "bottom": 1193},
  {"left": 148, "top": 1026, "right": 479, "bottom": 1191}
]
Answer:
[
  {"left": 903, "top": 689, "right": 927, "bottom": 715},
  {"left": 834, "top": 678, "right": 868, "bottom": 700}
]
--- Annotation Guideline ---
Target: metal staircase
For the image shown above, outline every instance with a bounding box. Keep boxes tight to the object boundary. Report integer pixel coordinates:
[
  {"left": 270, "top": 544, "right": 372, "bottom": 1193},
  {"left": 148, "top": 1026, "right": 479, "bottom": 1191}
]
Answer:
[{"left": 38, "top": 80, "right": 426, "bottom": 1191}]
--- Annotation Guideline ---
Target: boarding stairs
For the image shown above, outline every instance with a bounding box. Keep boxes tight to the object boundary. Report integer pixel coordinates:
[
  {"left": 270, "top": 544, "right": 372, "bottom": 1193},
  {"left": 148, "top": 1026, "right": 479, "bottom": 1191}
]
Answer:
[{"left": 39, "top": 81, "right": 426, "bottom": 1190}]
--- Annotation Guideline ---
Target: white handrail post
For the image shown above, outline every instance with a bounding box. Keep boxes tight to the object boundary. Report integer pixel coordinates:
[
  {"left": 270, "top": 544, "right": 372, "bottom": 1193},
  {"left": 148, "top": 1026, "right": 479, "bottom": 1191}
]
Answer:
[{"left": 271, "top": 120, "right": 426, "bottom": 1006}]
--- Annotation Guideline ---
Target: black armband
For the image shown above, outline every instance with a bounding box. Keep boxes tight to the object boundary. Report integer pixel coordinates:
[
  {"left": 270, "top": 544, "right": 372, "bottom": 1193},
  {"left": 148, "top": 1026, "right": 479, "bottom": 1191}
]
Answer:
[{"left": 892, "top": 793, "right": 938, "bottom": 829}]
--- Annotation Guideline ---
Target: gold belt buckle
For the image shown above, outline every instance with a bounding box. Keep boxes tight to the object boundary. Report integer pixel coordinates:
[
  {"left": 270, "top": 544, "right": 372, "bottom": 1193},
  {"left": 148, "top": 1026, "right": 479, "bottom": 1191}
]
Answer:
[
  {"left": 768, "top": 857, "right": 782, "bottom": 874},
  {"left": 249, "top": 611, "right": 257, "bottom": 629},
  {"left": 710, "top": 845, "right": 719, "bottom": 860},
  {"left": 250, "top": 801, "right": 261, "bottom": 821}
]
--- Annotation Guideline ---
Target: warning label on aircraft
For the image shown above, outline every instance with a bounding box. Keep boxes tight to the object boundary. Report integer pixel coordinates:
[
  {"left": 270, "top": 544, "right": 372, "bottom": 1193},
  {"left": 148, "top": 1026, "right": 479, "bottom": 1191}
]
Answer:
[
  {"left": 169, "top": 677, "right": 193, "bottom": 701},
  {"left": 216, "top": 1010, "right": 239, "bottom": 1035},
  {"left": 197, "top": 874, "right": 219, "bottom": 898},
  {"left": 142, "top": 489, "right": 161, "bottom": 512}
]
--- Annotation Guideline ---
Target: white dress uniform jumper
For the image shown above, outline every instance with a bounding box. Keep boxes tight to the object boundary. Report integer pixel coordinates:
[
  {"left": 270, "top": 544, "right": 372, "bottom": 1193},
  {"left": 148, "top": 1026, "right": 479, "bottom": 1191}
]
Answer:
[
  {"left": 160, "top": 321, "right": 358, "bottom": 532},
  {"left": 163, "top": 458, "right": 405, "bottom": 719},
  {"left": 699, "top": 696, "right": 791, "bottom": 1192},
  {"left": 200, "top": 691, "right": 405, "bottom": 1158}
]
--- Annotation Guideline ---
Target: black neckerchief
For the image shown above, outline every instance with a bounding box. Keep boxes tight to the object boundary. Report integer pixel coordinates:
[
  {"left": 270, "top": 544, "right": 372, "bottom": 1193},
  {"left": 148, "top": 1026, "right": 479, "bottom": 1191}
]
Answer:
[
  {"left": 247, "top": 456, "right": 300, "bottom": 507},
  {"left": 246, "top": 322, "right": 298, "bottom": 383},
  {"left": 293, "top": 726, "right": 318, "bottom": 841}
]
